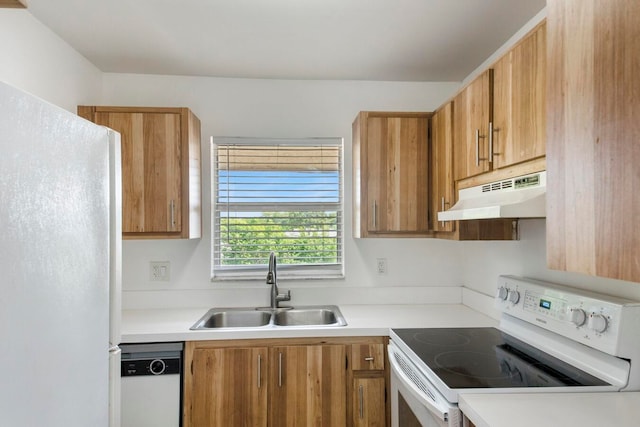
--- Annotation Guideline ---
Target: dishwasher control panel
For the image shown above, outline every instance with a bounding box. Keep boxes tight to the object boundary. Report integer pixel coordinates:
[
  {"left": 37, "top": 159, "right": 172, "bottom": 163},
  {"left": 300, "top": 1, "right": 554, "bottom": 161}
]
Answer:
[
  {"left": 120, "top": 342, "right": 183, "bottom": 377},
  {"left": 121, "top": 357, "right": 181, "bottom": 376}
]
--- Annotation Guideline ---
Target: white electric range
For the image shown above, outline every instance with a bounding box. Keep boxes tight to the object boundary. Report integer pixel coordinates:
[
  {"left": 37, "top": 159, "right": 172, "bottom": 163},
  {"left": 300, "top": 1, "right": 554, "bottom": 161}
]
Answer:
[{"left": 388, "top": 275, "right": 640, "bottom": 426}]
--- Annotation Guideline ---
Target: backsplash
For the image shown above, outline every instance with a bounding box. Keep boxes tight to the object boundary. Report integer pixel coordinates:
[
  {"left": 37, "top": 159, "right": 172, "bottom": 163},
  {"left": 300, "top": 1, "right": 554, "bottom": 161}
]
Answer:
[{"left": 463, "top": 219, "right": 640, "bottom": 302}]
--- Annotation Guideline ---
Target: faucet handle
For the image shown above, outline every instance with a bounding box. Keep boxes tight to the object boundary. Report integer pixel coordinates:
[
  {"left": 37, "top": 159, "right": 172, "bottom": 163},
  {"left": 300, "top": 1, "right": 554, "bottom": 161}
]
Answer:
[{"left": 278, "top": 289, "right": 291, "bottom": 302}]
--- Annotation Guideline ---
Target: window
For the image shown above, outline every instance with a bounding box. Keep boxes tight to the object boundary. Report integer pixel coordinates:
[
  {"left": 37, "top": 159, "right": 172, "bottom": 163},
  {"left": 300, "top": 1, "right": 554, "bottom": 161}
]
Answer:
[{"left": 211, "top": 137, "right": 344, "bottom": 280}]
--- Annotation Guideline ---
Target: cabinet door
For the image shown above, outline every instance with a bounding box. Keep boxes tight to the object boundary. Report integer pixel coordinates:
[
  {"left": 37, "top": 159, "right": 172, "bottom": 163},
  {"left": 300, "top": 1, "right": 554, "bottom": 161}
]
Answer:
[
  {"left": 351, "top": 343, "right": 385, "bottom": 371},
  {"left": 94, "top": 111, "right": 182, "bottom": 234},
  {"left": 431, "top": 102, "right": 455, "bottom": 232},
  {"left": 352, "top": 377, "right": 386, "bottom": 427},
  {"left": 493, "top": 22, "right": 546, "bottom": 169},
  {"left": 270, "top": 344, "right": 347, "bottom": 427},
  {"left": 185, "top": 347, "right": 268, "bottom": 427},
  {"left": 453, "top": 70, "right": 492, "bottom": 180},
  {"left": 366, "top": 115, "right": 429, "bottom": 234},
  {"left": 547, "top": 0, "right": 640, "bottom": 282}
]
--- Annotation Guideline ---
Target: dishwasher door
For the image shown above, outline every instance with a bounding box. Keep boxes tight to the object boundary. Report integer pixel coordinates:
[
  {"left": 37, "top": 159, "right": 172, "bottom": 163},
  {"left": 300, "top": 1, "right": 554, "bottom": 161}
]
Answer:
[{"left": 121, "top": 342, "right": 183, "bottom": 427}]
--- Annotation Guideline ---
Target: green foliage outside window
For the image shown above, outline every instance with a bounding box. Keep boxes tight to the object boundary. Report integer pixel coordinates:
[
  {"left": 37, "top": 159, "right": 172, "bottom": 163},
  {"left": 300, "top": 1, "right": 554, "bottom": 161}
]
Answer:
[{"left": 219, "top": 211, "right": 339, "bottom": 265}]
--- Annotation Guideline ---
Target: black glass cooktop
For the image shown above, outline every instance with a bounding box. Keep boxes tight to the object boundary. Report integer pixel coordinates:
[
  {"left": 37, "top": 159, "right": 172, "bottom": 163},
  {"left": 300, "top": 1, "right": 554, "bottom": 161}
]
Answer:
[{"left": 392, "top": 327, "right": 609, "bottom": 389}]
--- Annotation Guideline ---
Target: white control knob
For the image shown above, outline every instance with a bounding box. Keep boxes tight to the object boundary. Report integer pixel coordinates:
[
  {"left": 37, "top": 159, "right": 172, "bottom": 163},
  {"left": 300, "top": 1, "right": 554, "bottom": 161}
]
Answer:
[
  {"left": 569, "top": 308, "right": 587, "bottom": 327},
  {"left": 507, "top": 290, "right": 520, "bottom": 304},
  {"left": 497, "top": 286, "right": 509, "bottom": 301},
  {"left": 588, "top": 313, "right": 608, "bottom": 333}
]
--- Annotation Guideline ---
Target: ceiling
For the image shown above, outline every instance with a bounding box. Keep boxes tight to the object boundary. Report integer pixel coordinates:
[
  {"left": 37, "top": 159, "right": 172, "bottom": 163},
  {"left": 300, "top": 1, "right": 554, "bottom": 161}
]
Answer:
[{"left": 26, "top": 0, "right": 546, "bottom": 82}]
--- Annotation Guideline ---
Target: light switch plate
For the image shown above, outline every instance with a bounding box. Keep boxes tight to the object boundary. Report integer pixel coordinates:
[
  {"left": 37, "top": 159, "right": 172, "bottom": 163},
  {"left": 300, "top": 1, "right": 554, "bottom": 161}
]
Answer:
[{"left": 150, "top": 261, "right": 170, "bottom": 281}]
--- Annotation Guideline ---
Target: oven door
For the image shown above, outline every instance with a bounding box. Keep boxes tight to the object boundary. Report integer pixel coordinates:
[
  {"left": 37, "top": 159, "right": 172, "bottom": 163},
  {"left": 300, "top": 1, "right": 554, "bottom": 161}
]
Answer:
[{"left": 388, "top": 342, "right": 461, "bottom": 427}]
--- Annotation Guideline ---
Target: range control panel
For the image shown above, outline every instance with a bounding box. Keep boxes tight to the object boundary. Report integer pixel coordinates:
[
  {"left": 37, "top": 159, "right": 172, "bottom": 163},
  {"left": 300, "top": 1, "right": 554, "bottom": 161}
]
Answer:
[{"left": 495, "top": 275, "right": 640, "bottom": 356}]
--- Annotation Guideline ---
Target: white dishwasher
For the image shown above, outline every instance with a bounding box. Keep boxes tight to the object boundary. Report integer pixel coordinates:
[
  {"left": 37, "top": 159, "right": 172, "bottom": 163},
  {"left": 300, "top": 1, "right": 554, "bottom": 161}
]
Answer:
[{"left": 120, "top": 342, "right": 183, "bottom": 427}]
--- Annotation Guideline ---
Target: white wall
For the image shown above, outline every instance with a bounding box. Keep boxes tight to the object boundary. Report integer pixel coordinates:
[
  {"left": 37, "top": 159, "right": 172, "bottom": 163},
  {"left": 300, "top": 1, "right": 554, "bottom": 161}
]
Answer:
[
  {"left": 0, "top": 9, "right": 102, "bottom": 112},
  {"left": 6, "top": 7, "right": 640, "bottom": 311},
  {"left": 98, "top": 74, "right": 470, "bottom": 308}
]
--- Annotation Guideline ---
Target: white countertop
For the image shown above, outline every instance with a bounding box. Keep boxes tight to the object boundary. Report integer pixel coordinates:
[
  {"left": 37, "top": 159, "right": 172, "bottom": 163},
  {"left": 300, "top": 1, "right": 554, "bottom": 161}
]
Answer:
[
  {"left": 459, "top": 392, "right": 640, "bottom": 427},
  {"left": 122, "top": 303, "right": 640, "bottom": 423},
  {"left": 120, "top": 303, "right": 498, "bottom": 343}
]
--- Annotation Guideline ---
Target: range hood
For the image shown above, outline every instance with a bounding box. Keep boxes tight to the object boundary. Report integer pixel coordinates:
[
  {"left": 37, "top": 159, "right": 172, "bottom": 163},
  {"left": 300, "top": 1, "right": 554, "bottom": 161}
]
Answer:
[{"left": 437, "top": 171, "right": 546, "bottom": 221}]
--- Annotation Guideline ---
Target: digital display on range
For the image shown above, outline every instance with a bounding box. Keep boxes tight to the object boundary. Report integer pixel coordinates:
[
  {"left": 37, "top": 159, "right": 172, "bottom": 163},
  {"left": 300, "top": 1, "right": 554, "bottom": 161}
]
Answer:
[{"left": 539, "top": 299, "right": 552, "bottom": 310}]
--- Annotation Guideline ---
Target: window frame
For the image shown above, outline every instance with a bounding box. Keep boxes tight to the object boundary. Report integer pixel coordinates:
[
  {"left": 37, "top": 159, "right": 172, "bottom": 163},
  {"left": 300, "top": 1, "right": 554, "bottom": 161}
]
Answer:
[{"left": 210, "top": 136, "right": 345, "bottom": 281}]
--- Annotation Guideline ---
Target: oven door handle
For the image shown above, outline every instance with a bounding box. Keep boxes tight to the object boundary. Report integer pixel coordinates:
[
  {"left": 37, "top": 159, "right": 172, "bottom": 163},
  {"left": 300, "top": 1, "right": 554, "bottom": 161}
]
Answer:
[{"left": 388, "top": 344, "right": 453, "bottom": 423}]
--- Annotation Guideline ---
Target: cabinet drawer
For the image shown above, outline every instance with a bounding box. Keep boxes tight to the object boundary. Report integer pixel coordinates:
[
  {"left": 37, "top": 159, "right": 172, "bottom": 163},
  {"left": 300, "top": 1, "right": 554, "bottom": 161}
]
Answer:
[{"left": 351, "top": 344, "right": 384, "bottom": 371}]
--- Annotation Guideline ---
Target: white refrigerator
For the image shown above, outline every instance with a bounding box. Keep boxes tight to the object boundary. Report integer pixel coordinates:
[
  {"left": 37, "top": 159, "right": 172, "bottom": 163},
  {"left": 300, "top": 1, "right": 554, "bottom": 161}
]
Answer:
[{"left": 0, "top": 81, "right": 122, "bottom": 427}]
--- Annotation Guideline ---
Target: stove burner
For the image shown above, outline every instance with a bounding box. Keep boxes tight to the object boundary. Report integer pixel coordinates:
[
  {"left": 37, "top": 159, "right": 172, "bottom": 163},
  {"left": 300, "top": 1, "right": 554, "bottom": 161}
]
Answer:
[
  {"left": 433, "top": 351, "right": 513, "bottom": 381},
  {"left": 391, "top": 327, "right": 610, "bottom": 390},
  {"left": 412, "top": 330, "right": 471, "bottom": 347}
]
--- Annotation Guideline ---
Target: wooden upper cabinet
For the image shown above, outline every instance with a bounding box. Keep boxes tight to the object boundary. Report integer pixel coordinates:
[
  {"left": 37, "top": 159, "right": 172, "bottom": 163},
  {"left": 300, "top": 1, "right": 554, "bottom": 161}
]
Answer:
[
  {"left": 453, "top": 70, "right": 493, "bottom": 181},
  {"left": 78, "top": 106, "right": 202, "bottom": 239},
  {"left": 453, "top": 23, "right": 546, "bottom": 183},
  {"left": 434, "top": 101, "right": 515, "bottom": 241},
  {"left": 431, "top": 102, "right": 455, "bottom": 233},
  {"left": 546, "top": 0, "right": 640, "bottom": 282},
  {"left": 492, "top": 21, "right": 546, "bottom": 169},
  {"left": 352, "top": 111, "right": 431, "bottom": 238},
  {"left": 0, "top": 0, "right": 26, "bottom": 7}
]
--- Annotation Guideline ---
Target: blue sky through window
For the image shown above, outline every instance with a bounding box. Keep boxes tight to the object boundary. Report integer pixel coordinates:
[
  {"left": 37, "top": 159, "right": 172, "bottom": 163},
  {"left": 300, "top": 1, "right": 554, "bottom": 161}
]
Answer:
[{"left": 218, "top": 170, "right": 340, "bottom": 204}]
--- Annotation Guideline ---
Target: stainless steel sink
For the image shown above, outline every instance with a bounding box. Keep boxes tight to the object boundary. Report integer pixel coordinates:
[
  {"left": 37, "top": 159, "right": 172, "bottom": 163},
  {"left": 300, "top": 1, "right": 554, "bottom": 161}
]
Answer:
[
  {"left": 273, "top": 307, "right": 346, "bottom": 327},
  {"left": 190, "top": 308, "right": 272, "bottom": 329},
  {"left": 190, "top": 305, "right": 347, "bottom": 330}
]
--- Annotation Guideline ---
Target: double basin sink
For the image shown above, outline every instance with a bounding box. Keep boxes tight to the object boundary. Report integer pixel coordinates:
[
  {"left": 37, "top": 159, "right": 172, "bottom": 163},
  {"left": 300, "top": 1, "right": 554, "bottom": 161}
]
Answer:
[{"left": 190, "top": 305, "right": 347, "bottom": 330}]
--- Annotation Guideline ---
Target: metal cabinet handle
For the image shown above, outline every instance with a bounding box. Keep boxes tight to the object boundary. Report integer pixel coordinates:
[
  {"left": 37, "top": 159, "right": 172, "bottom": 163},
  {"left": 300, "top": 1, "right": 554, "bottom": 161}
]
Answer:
[
  {"left": 364, "top": 357, "right": 374, "bottom": 362},
  {"left": 488, "top": 121, "right": 494, "bottom": 163},
  {"left": 257, "top": 354, "right": 262, "bottom": 389},
  {"left": 476, "top": 128, "right": 487, "bottom": 166},
  {"left": 440, "top": 197, "right": 450, "bottom": 228},
  {"left": 170, "top": 199, "right": 175, "bottom": 229},
  {"left": 359, "top": 384, "right": 364, "bottom": 419},
  {"left": 278, "top": 352, "right": 283, "bottom": 387},
  {"left": 475, "top": 129, "right": 480, "bottom": 166},
  {"left": 372, "top": 201, "right": 377, "bottom": 229}
]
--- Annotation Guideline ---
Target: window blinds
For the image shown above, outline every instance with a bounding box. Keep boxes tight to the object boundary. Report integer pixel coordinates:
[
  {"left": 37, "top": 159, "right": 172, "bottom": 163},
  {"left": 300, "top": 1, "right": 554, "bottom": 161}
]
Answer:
[{"left": 212, "top": 137, "right": 344, "bottom": 279}]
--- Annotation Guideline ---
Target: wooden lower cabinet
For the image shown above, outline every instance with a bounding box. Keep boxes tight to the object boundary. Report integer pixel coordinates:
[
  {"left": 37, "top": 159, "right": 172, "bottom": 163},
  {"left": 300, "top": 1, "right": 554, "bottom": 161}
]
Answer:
[
  {"left": 463, "top": 414, "right": 477, "bottom": 427},
  {"left": 184, "top": 337, "right": 388, "bottom": 427},
  {"left": 352, "top": 377, "right": 386, "bottom": 427},
  {"left": 348, "top": 338, "right": 388, "bottom": 427},
  {"left": 270, "top": 344, "right": 346, "bottom": 427},
  {"left": 186, "top": 346, "right": 268, "bottom": 427}
]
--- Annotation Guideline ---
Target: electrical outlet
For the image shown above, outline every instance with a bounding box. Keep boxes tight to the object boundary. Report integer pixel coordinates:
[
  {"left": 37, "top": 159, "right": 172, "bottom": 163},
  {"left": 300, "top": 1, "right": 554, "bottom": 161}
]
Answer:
[
  {"left": 150, "top": 261, "right": 170, "bottom": 281},
  {"left": 376, "top": 258, "right": 387, "bottom": 275}
]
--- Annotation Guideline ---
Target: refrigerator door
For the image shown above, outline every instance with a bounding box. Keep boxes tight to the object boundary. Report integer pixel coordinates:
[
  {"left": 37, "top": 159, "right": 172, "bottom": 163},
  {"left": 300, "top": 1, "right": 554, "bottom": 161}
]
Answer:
[
  {"left": 109, "top": 346, "right": 122, "bottom": 427},
  {"left": 107, "top": 130, "right": 123, "bottom": 427},
  {"left": 108, "top": 130, "right": 122, "bottom": 347},
  {"left": 0, "top": 82, "right": 111, "bottom": 426}
]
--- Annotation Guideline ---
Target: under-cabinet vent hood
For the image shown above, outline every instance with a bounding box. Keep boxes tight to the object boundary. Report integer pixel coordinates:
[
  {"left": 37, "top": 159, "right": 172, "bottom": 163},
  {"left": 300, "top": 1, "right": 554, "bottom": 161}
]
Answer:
[{"left": 438, "top": 171, "right": 546, "bottom": 221}]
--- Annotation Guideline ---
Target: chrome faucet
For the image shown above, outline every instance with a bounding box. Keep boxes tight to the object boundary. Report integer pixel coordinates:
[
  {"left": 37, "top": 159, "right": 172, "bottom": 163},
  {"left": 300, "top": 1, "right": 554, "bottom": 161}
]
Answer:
[{"left": 266, "top": 252, "right": 291, "bottom": 309}]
